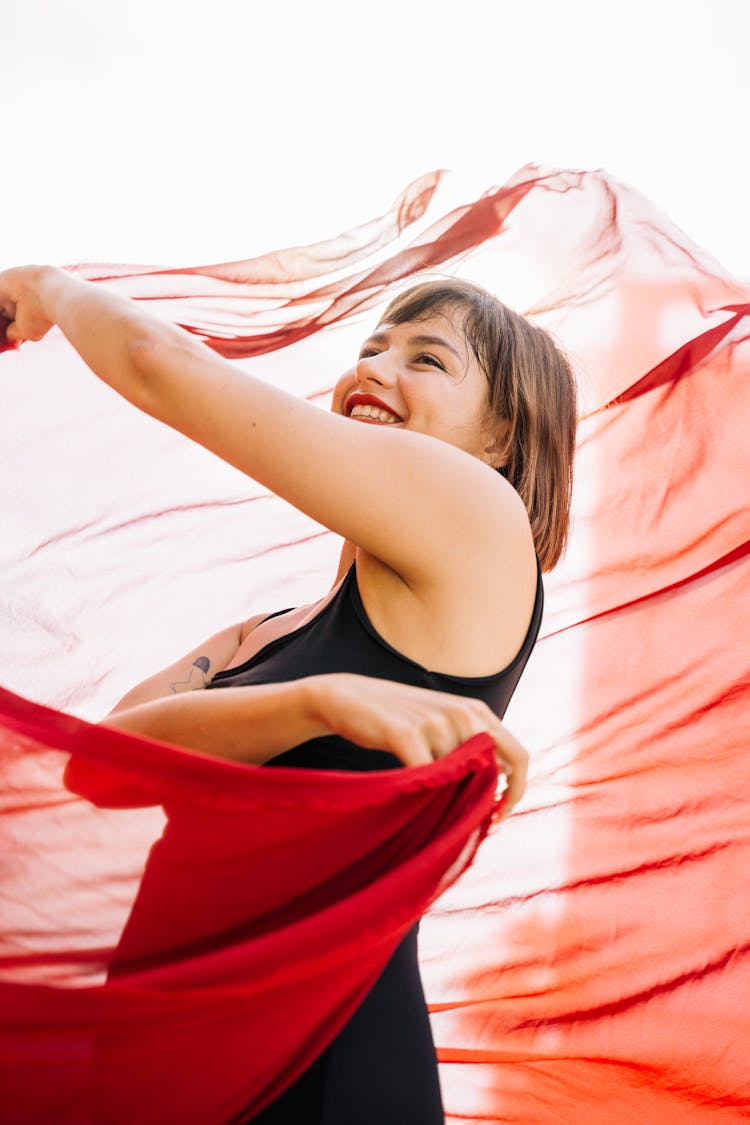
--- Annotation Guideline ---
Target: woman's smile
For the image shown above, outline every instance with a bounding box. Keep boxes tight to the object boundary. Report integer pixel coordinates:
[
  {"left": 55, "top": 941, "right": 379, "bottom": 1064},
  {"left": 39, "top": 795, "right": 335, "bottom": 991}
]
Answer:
[{"left": 345, "top": 392, "right": 405, "bottom": 424}]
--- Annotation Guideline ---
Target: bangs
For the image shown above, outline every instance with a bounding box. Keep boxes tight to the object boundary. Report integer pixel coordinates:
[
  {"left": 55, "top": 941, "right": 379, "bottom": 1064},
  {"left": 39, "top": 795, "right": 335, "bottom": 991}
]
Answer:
[{"left": 380, "top": 280, "right": 497, "bottom": 377}]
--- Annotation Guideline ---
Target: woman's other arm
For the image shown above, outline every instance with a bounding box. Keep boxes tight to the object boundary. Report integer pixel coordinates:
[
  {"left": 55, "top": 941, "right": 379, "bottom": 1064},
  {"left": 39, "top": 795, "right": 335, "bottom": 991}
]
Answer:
[
  {"left": 107, "top": 611, "right": 271, "bottom": 713},
  {"left": 107, "top": 623, "right": 244, "bottom": 714},
  {"left": 103, "top": 674, "right": 529, "bottom": 815}
]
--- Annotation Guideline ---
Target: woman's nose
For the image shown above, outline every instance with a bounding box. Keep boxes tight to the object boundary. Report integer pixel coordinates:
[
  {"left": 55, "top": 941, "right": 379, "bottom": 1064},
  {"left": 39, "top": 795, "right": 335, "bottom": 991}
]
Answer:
[{"left": 355, "top": 352, "right": 396, "bottom": 388}]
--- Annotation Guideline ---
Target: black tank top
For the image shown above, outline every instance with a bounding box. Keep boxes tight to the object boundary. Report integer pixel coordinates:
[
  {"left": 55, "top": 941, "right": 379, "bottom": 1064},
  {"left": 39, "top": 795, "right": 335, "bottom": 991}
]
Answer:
[{"left": 207, "top": 562, "right": 543, "bottom": 772}]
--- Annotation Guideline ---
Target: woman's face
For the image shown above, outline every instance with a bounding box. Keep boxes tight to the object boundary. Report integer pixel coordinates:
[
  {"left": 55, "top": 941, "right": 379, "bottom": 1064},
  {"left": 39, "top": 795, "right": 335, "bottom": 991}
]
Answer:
[{"left": 331, "top": 310, "right": 500, "bottom": 465}]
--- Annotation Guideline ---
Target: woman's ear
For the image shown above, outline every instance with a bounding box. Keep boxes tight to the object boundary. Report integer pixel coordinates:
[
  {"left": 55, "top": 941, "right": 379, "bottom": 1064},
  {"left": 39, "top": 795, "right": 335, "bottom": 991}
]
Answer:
[{"left": 482, "top": 420, "right": 510, "bottom": 469}]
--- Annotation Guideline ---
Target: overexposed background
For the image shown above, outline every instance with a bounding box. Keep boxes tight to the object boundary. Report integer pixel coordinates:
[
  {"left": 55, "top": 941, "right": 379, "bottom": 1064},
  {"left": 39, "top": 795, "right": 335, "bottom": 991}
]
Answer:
[{"left": 2, "top": 0, "right": 747, "bottom": 277}]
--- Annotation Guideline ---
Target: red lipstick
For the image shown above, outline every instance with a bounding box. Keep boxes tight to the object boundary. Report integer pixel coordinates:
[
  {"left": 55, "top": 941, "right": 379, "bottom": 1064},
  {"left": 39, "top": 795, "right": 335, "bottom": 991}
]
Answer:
[{"left": 345, "top": 393, "right": 404, "bottom": 421}]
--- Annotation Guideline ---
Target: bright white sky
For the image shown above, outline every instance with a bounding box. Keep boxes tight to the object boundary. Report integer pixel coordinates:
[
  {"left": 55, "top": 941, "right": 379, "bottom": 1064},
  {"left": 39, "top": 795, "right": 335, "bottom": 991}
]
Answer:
[{"left": 2, "top": 0, "right": 747, "bottom": 277}]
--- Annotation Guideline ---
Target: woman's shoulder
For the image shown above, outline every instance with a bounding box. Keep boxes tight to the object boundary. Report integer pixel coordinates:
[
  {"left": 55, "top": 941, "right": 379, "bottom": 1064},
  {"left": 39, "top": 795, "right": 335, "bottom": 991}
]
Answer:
[{"left": 354, "top": 513, "right": 538, "bottom": 680}]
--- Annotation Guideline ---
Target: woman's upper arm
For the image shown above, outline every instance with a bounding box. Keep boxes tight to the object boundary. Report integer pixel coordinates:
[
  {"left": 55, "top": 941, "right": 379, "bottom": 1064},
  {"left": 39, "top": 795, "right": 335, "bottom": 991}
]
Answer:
[
  {"left": 135, "top": 326, "right": 521, "bottom": 588},
  {"left": 107, "top": 621, "right": 245, "bottom": 715}
]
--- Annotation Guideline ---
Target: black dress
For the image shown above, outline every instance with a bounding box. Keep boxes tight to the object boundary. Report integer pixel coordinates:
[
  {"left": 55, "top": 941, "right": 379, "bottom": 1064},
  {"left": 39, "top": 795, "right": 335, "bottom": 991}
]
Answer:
[{"left": 206, "top": 563, "right": 543, "bottom": 1125}]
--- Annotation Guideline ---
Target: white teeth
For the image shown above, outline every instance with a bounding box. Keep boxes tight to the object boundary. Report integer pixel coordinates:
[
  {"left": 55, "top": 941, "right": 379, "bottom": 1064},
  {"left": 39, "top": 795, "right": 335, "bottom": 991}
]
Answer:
[{"left": 349, "top": 404, "right": 401, "bottom": 423}]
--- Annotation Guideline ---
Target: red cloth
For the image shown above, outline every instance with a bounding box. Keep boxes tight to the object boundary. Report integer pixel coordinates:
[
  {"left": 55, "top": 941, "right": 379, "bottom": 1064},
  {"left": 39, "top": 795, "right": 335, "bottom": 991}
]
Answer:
[
  {"left": 1, "top": 165, "right": 749, "bottom": 1123},
  {"left": 0, "top": 689, "right": 498, "bottom": 1122}
]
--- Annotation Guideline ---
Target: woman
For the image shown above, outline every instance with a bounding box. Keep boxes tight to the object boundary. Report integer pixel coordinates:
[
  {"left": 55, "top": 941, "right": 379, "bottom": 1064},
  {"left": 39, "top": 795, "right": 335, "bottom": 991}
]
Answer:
[{"left": 0, "top": 266, "right": 576, "bottom": 1122}]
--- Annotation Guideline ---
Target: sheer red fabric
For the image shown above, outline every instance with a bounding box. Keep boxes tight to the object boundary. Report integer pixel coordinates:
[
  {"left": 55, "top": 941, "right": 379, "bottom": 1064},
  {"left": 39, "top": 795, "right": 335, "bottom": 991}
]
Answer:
[
  {"left": 1, "top": 165, "right": 749, "bottom": 1123},
  {"left": 0, "top": 688, "right": 498, "bottom": 1122}
]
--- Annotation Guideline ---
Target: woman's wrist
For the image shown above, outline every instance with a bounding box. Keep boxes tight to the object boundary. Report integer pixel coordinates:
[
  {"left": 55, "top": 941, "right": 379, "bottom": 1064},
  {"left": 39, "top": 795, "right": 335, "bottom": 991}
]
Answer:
[
  {"left": 294, "top": 675, "right": 338, "bottom": 741},
  {"left": 35, "top": 266, "right": 87, "bottom": 323}
]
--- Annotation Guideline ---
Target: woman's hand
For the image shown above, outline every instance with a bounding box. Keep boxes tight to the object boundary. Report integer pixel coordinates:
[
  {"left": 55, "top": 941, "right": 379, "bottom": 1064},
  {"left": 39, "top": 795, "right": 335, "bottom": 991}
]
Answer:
[
  {"left": 304, "top": 674, "right": 529, "bottom": 815},
  {"left": 0, "top": 265, "right": 58, "bottom": 347}
]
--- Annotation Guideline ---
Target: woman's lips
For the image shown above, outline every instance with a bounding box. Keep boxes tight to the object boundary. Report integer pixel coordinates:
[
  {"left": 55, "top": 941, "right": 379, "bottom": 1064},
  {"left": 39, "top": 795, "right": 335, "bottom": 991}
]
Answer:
[{"left": 345, "top": 393, "right": 404, "bottom": 423}]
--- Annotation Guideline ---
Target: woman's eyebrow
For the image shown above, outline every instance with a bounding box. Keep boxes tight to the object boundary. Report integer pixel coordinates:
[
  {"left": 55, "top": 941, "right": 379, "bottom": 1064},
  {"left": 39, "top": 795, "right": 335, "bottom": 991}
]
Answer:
[{"left": 364, "top": 331, "right": 462, "bottom": 361}]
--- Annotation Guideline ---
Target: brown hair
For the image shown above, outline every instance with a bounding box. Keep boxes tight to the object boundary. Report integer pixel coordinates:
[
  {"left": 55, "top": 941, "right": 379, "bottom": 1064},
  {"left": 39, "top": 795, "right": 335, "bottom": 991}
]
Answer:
[{"left": 379, "top": 279, "right": 577, "bottom": 571}]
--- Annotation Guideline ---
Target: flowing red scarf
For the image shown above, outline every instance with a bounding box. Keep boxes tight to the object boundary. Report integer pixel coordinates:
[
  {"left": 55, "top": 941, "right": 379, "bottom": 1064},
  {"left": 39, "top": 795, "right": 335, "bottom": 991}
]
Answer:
[{"left": 1, "top": 165, "right": 749, "bottom": 1123}]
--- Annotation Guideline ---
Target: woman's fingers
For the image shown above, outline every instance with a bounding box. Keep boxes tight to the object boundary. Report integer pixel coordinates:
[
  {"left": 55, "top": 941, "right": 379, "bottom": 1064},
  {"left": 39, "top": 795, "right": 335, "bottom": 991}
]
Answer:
[
  {"left": 312, "top": 674, "right": 529, "bottom": 814},
  {"left": 488, "top": 719, "right": 529, "bottom": 815},
  {"left": 4, "top": 309, "right": 49, "bottom": 343},
  {"left": 0, "top": 312, "right": 18, "bottom": 353},
  {"left": 381, "top": 712, "right": 468, "bottom": 768},
  {"left": 389, "top": 703, "right": 518, "bottom": 776},
  {"left": 0, "top": 266, "right": 54, "bottom": 344},
  {"left": 0, "top": 286, "right": 18, "bottom": 351},
  {"left": 4, "top": 319, "right": 22, "bottom": 344},
  {"left": 400, "top": 708, "right": 529, "bottom": 816},
  {"left": 389, "top": 727, "right": 436, "bottom": 769}
]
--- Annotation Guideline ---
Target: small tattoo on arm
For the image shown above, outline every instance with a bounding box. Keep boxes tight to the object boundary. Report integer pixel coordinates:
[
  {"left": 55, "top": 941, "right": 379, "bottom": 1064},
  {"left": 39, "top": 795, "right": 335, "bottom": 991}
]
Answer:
[{"left": 170, "top": 656, "right": 212, "bottom": 694}]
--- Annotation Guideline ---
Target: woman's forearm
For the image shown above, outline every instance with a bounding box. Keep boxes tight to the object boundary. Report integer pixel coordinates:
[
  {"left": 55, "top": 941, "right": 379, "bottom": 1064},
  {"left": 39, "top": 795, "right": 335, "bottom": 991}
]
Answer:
[
  {"left": 102, "top": 679, "right": 328, "bottom": 764},
  {"left": 99, "top": 672, "right": 528, "bottom": 806},
  {"left": 29, "top": 265, "right": 308, "bottom": 479},
  {"left": 34, "top": 266, "right": 199, "bottom": 414}
]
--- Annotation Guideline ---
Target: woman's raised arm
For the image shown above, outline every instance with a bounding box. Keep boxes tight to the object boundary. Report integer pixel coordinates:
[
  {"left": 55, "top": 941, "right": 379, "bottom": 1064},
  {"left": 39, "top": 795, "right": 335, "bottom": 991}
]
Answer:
[{"left": 0, "top": 266, "right": 530, "bottom": 596}]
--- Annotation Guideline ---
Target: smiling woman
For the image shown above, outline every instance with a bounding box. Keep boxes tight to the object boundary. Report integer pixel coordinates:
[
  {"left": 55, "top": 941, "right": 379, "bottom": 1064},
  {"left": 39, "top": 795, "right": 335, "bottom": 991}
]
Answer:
[{"left": 0, "top": 263, "right": 576, "bottom": 1123}]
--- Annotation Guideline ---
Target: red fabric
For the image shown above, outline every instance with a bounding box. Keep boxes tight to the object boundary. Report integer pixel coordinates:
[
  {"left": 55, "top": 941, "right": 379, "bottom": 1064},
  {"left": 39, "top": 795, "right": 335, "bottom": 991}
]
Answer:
[
  {"left": 1, "top": 689, "right": 499, "bottom": 1122},
  {"left": 0, "top": 312, "right": 15, "bottom": 353},
  {"left": 1, "top": 165, "right": 749, "bottom": 1123}
]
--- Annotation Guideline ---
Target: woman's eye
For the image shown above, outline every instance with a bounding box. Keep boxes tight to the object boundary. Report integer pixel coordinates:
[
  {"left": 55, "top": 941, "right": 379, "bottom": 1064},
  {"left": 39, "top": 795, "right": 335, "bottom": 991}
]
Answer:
[
  {"left": 358, "top": 348, "right": 380, "bottom": 360},
  {"left": 415, "top": 353, "right": 444, "bottom": 369}
]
